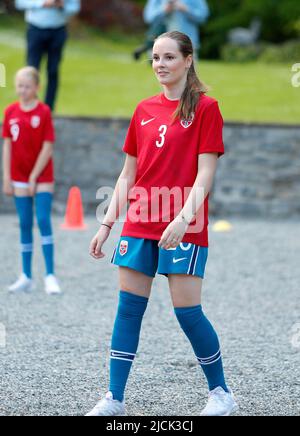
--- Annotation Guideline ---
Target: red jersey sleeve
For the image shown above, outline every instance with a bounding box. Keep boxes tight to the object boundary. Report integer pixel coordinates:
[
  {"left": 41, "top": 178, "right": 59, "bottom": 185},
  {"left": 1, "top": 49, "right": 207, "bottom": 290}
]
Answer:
[
  {"left": 122, "top": 109, "right": 138, "bottom": 157},
  {"left": 2, "top": 109, "right": 12, "bottom": 139},
  {"left": 43, "top": 106, "right": 55, "bottom": 142},
  {"left": 198, "top": 102, "right": 225, "bottom": 157}
]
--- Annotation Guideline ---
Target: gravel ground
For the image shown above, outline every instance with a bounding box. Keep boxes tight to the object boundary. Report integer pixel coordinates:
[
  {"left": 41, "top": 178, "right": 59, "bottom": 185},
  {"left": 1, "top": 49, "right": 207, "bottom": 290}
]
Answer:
[{"left": 0, "top": 215, "right": 299, "bottom": 416}]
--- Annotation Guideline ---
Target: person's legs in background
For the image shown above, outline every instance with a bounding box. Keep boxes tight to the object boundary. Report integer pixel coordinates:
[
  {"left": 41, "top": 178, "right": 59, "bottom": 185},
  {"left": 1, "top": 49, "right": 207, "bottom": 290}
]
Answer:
[
  {"left": 35, "top": 184, "right": 61, "bottom": 295},
  {"left": 26, "top": 24, "right": 45, "bottom": 70},
  {"left": 14, "top": 194, "right": 34, "bottom": 280},
  {"left": 45, "top": 27, "right": 67, "bottom": 111},
  {"left": 35, "top": 191, "right": 54, "bottom": 277},
  {"left": 8, "top": 187, "right": 34, "bottom": 293},
  {"left": 133, "top": 21, "right": 166, "bottom": 62}
]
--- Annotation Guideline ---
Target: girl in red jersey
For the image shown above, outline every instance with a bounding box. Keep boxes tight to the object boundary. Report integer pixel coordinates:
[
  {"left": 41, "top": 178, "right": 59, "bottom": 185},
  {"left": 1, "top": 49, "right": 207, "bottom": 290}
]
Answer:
[
  {"left": 2, "top": 67, "right": 61, "bottom": 295},
  {"left": 87, "top": 32, "right": 238, "bottom": 416}
]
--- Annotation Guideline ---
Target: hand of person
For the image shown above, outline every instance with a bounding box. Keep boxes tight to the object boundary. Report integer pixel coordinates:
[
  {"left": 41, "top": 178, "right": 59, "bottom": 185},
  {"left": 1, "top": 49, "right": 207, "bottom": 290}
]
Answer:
[
  {"left": 165, "top": 0, "right": 176, "bottom": 14},
  {"left": 54, "top": 0, "right": 64, "bottom": 8},
  {"left": 89, "top": 225, "right": 111, "bottom": 259},
  {"left": 158, "top": 216, "right": 189, "bottom": 250},
  {"left": 28, "top": 174, "right": 37, "bottom": 197},
  {"left": 2, "top": 178, "right": 14, "bottom": 196},
  {"left": 174, "top": 1, "right": 189, "bottom": 12},
  {"left": 43, "top": 0, "right": 57, "bottom": 8}
]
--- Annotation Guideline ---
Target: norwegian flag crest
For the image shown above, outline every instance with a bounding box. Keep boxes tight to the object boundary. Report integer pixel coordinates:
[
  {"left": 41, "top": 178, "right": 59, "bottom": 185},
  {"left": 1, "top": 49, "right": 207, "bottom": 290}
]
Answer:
[
  {"left": 180, "top": 113, "right": 195, "bottom": 129},
  {"left": 119, "top": 240, "right": 128, "bottom": 256}
]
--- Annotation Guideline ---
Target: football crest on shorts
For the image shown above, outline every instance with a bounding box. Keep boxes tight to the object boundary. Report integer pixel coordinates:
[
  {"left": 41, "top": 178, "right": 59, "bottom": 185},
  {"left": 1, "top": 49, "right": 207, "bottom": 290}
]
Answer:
[
  {"left": 119, "top": 240, "right": 128, "bottom": 256},
  {"left": 180, "top": 113, "right": 195, "bottom": 129},
  {"left": 31, "top": 116, "right": 41, "bottom": 128}
]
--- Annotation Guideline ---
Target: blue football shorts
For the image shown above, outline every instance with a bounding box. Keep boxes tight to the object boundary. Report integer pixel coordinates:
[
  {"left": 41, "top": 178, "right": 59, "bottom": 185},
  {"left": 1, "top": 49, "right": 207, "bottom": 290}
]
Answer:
[{"left": 110, "top": 236, "right": 208, "bottom": 278}]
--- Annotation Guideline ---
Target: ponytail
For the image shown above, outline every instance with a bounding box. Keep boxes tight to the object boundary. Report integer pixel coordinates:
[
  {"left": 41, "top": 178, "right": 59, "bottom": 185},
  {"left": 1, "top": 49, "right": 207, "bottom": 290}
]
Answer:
[
  {"left": 173, "top": 61, "right": 208, "bottom": 122},
  {"left": 155, "top": 31, "right": 209, "bottom": 122}
]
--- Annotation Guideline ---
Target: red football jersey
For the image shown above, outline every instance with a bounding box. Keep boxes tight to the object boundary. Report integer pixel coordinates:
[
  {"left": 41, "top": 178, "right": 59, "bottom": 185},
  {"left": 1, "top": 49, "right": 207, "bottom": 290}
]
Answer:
[
  {"left": 2, "top": 101, "right": 55, "bottom": 183},
  {"left": 120, "top": 93, "right": 225, "bottom": 247}
]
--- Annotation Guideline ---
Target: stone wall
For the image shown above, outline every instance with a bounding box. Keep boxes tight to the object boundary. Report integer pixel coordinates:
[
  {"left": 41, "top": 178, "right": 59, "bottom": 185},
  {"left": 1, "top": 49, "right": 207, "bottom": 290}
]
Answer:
[
  {"left": 0, "top": 117, "right": 299, "bottom": 218},
  {"left": 213, "top": 122, "right": 300, "bottom": 217}
]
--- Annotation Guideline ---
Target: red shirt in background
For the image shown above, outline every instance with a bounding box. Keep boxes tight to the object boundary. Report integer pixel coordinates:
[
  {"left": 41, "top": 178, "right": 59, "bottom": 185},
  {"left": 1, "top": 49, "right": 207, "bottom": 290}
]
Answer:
[{"left": 2, "top": 101, "right": 55, "bottom": 183}]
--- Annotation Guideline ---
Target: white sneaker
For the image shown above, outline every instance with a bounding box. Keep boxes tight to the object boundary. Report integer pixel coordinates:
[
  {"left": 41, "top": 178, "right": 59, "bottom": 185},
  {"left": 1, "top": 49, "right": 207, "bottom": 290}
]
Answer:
[
  {"left": 45, "top": 275, "right": 62, "bottom": 295},
  {"left": 85, "top": 391, "right": 126, "bottom": 416},
  {"left": 200, "top": 387, "right": 238, "bottom": 416},
  {"left": 8, "top": 274, "right": 34, "bottom": 293}
]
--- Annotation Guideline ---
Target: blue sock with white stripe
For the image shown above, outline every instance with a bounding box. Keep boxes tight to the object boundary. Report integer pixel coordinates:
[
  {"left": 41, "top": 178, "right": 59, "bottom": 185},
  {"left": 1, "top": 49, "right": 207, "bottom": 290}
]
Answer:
[
  {"left": 35, "top": 192, "right": 54, "bottom": 276},
  {"left": 109, "top": 290, "right": 149, "bottom": 402},
  {"left": 14, "top": 196, "right": 34, "bottom": 279},
  {"left": 174, "top": 305, "right": 229, "bottom": 393}
]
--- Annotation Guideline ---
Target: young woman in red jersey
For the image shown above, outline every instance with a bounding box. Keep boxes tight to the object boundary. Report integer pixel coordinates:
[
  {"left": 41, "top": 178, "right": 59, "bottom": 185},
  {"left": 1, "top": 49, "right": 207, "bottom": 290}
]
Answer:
[
  {"left": 2, "top": 67, "right": 61, "bottom": 295},
  {"left": 87, "top": 32, "right": 238, "bottom": 417}
]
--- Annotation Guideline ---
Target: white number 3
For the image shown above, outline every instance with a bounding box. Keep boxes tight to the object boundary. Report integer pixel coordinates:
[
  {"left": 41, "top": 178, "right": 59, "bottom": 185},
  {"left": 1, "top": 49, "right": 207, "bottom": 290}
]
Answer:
[{"left": 156, "top": 125, "right": 167, "bottom": 148}]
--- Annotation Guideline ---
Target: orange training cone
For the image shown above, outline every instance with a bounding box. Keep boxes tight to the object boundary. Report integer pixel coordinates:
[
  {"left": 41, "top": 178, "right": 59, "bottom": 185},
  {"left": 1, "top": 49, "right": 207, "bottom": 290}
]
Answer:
[{"left": 61, "top": 186, "right": 87, "bottom": 230}]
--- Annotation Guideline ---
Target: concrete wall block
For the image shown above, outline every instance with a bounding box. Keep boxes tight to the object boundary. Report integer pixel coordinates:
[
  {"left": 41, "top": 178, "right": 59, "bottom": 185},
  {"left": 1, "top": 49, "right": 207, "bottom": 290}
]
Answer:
[{"left": 1, "top": 117, "right": 300, "bottom": 218}]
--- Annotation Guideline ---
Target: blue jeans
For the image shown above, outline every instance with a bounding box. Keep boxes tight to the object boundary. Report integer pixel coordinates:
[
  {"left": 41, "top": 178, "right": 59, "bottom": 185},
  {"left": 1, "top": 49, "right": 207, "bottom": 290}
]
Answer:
[{"left": 26, "top": 24, "right": 67, "bottom": 111}]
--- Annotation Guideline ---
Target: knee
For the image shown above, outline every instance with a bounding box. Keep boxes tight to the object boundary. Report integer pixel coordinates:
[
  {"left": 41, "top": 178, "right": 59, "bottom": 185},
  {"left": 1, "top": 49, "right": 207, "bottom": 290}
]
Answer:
[
  {"left": 174, "top": 305, "right": 203, "bottom": 334},
  {"left": 117, "top": 290, "right": 149, "bottom": 319},
  {"left": 119, "top": 267, "right": 152, "bottom": 298}
]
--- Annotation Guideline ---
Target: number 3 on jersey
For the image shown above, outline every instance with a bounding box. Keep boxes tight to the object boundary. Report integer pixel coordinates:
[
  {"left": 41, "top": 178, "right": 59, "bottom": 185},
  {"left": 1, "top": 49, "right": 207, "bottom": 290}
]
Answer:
[{"left": 156, "top": 125, "right": 167, "bottom": 148}]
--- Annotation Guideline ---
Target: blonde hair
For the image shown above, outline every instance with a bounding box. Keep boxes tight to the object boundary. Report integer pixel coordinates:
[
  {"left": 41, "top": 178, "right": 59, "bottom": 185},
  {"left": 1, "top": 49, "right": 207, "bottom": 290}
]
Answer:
[
  {"left": 155, "top": 31, "right": 209, "bottom": 121},
  {"left": 16, "top": 66, "right": 40, "bottom": 85}
]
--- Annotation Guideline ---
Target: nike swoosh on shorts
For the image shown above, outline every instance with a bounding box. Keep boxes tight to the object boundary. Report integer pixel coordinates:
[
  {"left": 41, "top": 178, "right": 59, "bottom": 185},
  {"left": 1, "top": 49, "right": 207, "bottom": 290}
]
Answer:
[{"left": 173, "top": 258, "right": 187, "bottom": 263}]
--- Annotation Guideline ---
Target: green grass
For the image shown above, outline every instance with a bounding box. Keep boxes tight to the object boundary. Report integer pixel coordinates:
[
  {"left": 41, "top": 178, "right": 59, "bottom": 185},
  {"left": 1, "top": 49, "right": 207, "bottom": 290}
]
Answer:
[{"left": 0, "top": 15, "right": 299, "bottom": 124}]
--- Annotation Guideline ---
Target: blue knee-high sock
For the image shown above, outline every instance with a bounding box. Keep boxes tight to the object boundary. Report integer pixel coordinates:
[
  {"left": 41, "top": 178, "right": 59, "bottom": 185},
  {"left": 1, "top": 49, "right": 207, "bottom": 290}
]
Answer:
[
  {"left": 14, "top": 196, "right": 33, "bottom": 279},
  {"left": 109, "top": 290, "right": 149, "bottom": 402},
  {"left": 174, "top": 305, "right": 229, "bottom": 393},
  {"left": 35, "top": 192, "right": 54, "bottom": 276}
]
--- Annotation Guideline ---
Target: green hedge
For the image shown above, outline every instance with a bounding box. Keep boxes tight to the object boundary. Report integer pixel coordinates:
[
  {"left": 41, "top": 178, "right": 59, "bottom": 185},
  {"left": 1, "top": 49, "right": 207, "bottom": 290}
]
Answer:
[{"left": 221, "top": 40, "right": 300, "bottom": 63}]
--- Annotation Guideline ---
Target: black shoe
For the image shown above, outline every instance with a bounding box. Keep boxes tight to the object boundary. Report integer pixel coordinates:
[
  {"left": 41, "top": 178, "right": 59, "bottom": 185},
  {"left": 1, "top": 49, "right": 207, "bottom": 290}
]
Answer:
[{"left": 133, "top": 49, "right": 142, "bottom": 61}]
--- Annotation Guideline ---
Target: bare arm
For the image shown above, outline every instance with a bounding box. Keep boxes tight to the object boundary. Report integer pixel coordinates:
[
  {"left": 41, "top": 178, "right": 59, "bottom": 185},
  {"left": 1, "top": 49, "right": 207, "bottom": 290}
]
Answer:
[
  {"left": 2, "top": 138, "right": 11, "bottom": 180},
  {"left": 15, "top": 0, "right": 57, "bottom": 9},
  {"left": 2, "top": 138, "right": 14, "bottom": 196},
  {"left": 101, "top": 154, "right": 137, "bottom": 228},
  {"left": 178, "top": 153, "right": 218, "bottom": 224},
  {"left": 90, "top": 154, "right": 137, "bottom": 259},
  {"left": 175, "top": 0, "right": 210, "bottom": 24},
  {"left": 158, "top": 153, "right": 219, "bottom": 249},
  {"left": 28, "top": 141, "right": 53, "bottom": 195}
]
